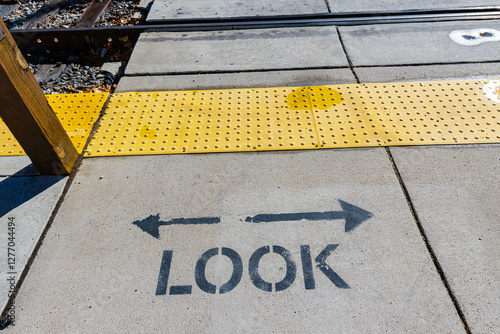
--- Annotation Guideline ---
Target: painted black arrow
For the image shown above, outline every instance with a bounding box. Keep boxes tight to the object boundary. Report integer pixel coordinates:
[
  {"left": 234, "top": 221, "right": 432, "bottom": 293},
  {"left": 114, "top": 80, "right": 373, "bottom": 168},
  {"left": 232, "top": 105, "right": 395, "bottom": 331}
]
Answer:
[
  {"left": 133, "top": 214, "right": 220, "bottom": 239},
  {"left": 245, "top": 200, "right": 373, "bottom": 233},
  {"left": 134, "top": 200, "right": 373, "bottom": 239}
]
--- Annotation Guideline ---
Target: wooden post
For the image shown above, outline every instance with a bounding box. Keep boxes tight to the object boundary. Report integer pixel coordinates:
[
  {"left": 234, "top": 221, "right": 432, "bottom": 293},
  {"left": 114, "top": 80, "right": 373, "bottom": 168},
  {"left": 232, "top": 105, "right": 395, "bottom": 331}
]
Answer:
[{"left": 0, "top": 18, "right": 78, "bottom": 175}]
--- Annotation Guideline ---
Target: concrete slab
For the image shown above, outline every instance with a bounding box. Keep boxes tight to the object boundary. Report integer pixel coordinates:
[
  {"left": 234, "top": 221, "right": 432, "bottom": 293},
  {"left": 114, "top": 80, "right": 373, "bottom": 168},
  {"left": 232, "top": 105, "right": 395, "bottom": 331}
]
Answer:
[
  {"left": 116, "top": 69, "right": 356, "bottom": 92},
  {"left": 0, "top": 175, "right": 66, "bottom": 312},
  {"left": 126, "top": 27, "right": 349, "bottom": 75},
  {"left": 390, "top": 145, "right": 500, "bottom": 334},
  {"left": 138, "top": 0, "right": 153, "bottom": 11},
  {"left": 100, "top": 62, "right": 122, "bottom": 75},
  {"left": 355, "top": 63, "right": 500, "bottom": 83},
  {"left": 12, "top": 150, "right": 464, "bottom": 332},
  {"left": 339, "top": 20, "right": 500, "bottom": 66},
  {"left": 0, "top": 157, "right": 38, "bottom": 177},
  {"left": 147, "top": 0, "right": 328, "bottom": 22},
  {"left": 327, "top": 0, "right": 499, "bottom": 13}
]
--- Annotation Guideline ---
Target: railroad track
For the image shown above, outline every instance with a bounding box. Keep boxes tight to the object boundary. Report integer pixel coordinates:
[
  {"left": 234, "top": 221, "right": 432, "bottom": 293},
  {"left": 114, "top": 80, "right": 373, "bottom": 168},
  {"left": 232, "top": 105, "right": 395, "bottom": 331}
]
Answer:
[
  {"left": 3, "top": 3, "right": 500, "bottom": 94},
  {"left": 8, "top": 6, "right": 500, "bottom": 51}
]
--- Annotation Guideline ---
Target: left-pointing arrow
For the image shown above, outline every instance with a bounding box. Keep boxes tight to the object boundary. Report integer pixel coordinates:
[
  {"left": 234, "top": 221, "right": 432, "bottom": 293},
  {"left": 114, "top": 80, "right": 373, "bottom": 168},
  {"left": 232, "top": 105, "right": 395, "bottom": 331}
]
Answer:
[{"left": 132, "top": 214, "right": 220, "bottom": 239}]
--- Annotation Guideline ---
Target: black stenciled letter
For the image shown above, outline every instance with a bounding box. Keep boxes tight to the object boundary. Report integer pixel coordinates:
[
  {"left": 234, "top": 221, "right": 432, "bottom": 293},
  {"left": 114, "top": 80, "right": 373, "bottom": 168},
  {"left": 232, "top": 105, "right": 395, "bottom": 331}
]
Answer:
[
  {"left": 248, "top": 245, "right": 296, "bottom": 292},
  {"left": 195, "top": 247, "right": 243, "bottom": 294},
  {"left": 273, "top": 246, "right": 297, "bottom": 291},
  {"left": 300, "top": 245, "right": 316, "bottom": 290},
  {"left": 220, "top": 248, "right": 243, "bottom": 294},
  {"left": 248, "top": 246, "right": 271, "bottom": 292},
  {"left": 315, "top": 244, "right": 350, "bottom": 289},
  {"left": 156, "top": 250, "right": 173, "bottom": 296},
  {"left": 156, "top": 250, "right": 193, "bottom": 296}
]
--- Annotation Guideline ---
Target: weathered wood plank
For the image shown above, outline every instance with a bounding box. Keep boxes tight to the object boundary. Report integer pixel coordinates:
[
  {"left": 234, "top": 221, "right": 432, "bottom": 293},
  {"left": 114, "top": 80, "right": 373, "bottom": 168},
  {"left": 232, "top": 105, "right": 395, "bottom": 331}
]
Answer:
[
  {"left": 76, "top": 0, "right": 113, "bottom": 28},
  {"left": 0, "top": 4, "right": 19, "bottom": 19},
  {"left": 34, "top": 64, "right": 66, "bottom": 84},
  {"left": 0, "top": 19, "right": 77, "bottom": 175},
  {"left": 23, "top": 0, "right": 69, "bottom": 29}
]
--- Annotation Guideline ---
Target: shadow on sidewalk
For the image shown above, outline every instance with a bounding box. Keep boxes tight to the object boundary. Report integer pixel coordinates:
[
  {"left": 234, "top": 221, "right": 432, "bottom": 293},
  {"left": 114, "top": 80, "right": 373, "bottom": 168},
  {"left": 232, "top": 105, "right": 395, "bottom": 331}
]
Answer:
[{"left": 0, "top": 166, "right": 65, "bottom": 218}]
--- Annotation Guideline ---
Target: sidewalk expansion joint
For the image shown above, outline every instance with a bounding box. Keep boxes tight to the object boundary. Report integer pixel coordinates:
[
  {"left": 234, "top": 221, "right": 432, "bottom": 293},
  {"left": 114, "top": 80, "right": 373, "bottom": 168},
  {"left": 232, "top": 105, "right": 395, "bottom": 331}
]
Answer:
[
  {"left": 385, "top": 147, "right": 472, "bottom": 334},
  {"left": 124, "top": 66, "right": 350, "bottom": 77},
  {"left": 0, "top": 93, "right": 111, "bottom": 319},
  {"left": 324, "top": 0, "right": 332, "bottom": 13},
  {"left": 336, "top": 25, "right": 360, "bottom": 83},
  {"left": 84, "top": 79, "right": 500, "bottom": 157},
  {"left": 354, "top": 60, "right": 500, "bottom": 68}
]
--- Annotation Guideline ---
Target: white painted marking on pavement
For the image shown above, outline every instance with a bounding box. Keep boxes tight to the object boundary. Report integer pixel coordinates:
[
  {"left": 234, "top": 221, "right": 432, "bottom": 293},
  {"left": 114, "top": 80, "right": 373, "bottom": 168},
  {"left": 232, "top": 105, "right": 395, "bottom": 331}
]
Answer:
[
  {"left": 449, "top": 28, "right": 500, "bottom": 46},
  {"left": 482, "top": 80, "right": 500, "bottom": 103}
]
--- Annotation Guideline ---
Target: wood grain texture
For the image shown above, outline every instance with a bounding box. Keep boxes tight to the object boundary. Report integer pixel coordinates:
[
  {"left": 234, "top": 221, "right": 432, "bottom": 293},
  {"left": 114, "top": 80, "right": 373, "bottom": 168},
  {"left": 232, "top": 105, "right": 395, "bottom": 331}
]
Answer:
[
  {"left": 0, "top": 19, "right": 77, "bottom": 175},
  {"left": 76, "top": 0, "right": 113, "bottom": 27},
  {"left": 34, "top": 64, "right": 66, "bottom": 84},
  {"left": 23, "top": 0, "right": 69, "bottom": 29}
]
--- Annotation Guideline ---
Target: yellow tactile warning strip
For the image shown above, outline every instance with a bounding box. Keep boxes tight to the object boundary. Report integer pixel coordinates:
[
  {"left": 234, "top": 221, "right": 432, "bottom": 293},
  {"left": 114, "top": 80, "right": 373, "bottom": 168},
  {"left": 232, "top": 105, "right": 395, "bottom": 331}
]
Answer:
[
  {"left": 0, "top": 93, "right": 109, "bottom": 156},
  {"left": 84, "top": 79, "right": 500, "bottom": 157}
]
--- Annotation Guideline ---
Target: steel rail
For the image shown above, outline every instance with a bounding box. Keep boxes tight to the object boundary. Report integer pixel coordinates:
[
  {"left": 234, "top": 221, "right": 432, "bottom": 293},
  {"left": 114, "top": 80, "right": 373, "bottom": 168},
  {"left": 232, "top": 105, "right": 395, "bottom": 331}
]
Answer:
[
  {"left": 10, "top": 6, "right": 500, "bottom": 51},
  {"left": 143, "top": 6, "right": 500, "bottom": 24}
]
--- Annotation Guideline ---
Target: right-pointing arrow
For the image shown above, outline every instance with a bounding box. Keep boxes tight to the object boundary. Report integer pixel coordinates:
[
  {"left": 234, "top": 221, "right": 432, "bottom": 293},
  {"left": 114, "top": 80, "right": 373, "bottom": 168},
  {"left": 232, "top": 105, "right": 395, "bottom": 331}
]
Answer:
[
  {"left": 245, "top": 200, "right": 374, "bottom": 233},
  {"left": 338, "top": 200, "right": 374, "bottom": 233}
]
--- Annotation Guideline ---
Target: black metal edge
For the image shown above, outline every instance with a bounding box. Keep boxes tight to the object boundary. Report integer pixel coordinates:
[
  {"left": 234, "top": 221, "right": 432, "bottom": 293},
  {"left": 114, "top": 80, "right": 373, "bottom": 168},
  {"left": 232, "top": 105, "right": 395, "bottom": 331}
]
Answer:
[
  {"left": 143, "top": 6, "right": 500, "bottom": 24},
  {"left": 9, "top": 9, "right": 500, "bottom": 50}
]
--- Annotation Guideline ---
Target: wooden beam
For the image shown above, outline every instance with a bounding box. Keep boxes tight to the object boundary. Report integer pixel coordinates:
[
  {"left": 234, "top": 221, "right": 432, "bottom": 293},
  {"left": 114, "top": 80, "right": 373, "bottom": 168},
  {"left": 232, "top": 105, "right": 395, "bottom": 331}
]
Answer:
[
  {"left": 23, "top": 0, "right": 69, "bottom": 30},
  {"left": 0, "top": 18, "right": 78, "bottom": 175},
  {"left": 76, "top": 0, "right": 113, "bottom": 28},
  {"left": 34, "top": 64, "right": 66, "bottom": 84},
  {"left": 0, "top": 4, "right": 19, "bottom": 18}
]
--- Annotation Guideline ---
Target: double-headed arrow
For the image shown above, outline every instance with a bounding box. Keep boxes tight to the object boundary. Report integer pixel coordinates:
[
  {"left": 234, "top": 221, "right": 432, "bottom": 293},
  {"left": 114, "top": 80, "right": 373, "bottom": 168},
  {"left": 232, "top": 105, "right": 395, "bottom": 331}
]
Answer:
[{"left": 133, "top": 200, "right": 373, "bottom": 239}]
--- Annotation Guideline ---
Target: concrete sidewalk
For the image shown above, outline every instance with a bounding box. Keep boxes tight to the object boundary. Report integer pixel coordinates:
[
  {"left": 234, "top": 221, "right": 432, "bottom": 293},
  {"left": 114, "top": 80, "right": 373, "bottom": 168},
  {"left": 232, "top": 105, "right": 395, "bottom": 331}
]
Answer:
[
  {"left": 1, "top": 8, "right": 500, "bottom": 334},
  {"left": 8, "top": 151, "right": 466, "bottom": 333},
  {"left": 0, "top": 163, "right": 67, "bottom": 313}
]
